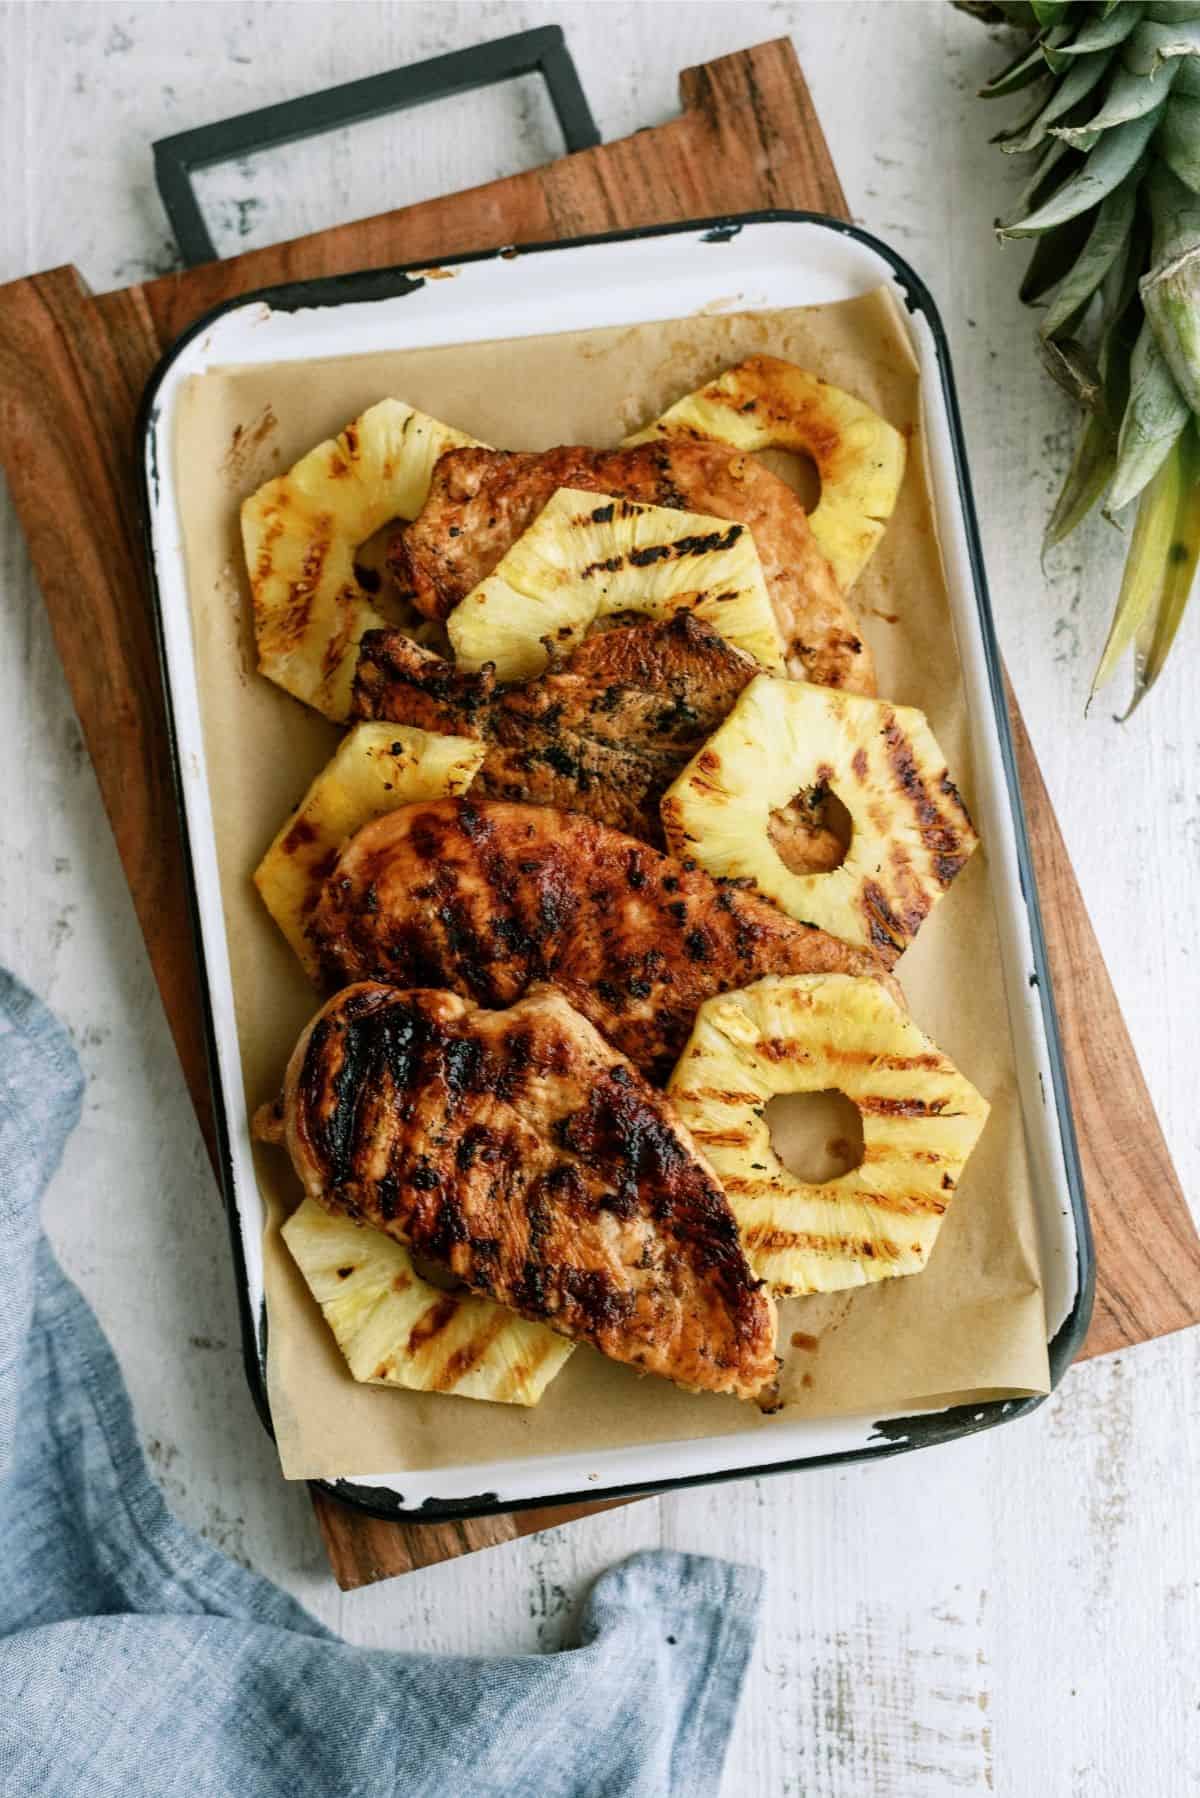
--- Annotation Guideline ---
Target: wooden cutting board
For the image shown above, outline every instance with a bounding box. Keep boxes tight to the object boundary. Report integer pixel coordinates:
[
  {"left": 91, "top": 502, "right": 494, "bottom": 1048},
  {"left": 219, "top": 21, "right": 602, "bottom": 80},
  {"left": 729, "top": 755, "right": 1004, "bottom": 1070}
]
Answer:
[{"left": 1, "top": 38, "right": 1196, "bottom": 1592}]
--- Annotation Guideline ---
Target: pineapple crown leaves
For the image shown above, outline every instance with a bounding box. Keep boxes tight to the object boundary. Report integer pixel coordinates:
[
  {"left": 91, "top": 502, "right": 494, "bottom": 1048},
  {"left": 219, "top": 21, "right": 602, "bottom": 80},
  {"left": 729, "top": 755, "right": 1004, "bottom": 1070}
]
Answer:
[{"left": 959, "top": 0, "right": 1200, "bottom": 710}]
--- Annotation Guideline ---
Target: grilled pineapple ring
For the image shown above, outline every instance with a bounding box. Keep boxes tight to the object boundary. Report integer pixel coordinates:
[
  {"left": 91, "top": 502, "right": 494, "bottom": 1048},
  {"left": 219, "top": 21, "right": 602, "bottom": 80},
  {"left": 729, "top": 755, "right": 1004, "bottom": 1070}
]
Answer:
[
  {"left": 255, "top": 722, "right": 485, "bottom": 978},
  {"left": 283, "top": 1198, "right": 573, "bottom": 1405},
  {"left": 447, "top": 487, "right": 787, "bottom": 680},
  {"left": 626, "top": 356, "right": 907, "bottom": 590},
  {"left": 243, "top": 399, "right": 486, "bottom": 720},
  {"left": 661, "top": 675, "right": 978, "bottom": 965},
  {"left": 667, "top": 975, "right": 990, "bottom": 1296}
]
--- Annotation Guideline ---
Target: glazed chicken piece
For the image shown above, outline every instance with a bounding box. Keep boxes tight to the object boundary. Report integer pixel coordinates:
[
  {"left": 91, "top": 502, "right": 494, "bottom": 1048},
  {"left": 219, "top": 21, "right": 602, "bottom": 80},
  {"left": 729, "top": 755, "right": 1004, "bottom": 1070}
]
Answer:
[
  {"left": 264, "top": 981, "right": 779, "bottom": 1401},
  {"left": 352, "top": 612, "right": 773, "bottom": 846},
  {"left": 309, "top": 799, "right": 900, "bottom": 1082},
  {"left": 387, "top": 439, "right": 875, "bottom": 692}
]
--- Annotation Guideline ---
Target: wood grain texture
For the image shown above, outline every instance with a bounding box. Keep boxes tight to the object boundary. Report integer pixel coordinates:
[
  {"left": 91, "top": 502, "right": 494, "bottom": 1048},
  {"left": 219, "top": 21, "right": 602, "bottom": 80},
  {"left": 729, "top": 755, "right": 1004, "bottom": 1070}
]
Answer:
[
  {"left": 311, "top": 1491, "right": 633, "bottom": 1588},
  {"left": 0, "top": 265, "right": 215, "bottom": 1150},
  {"left": 0, "top": 33, "right": 1194, "bottom": 1593},
  {"left": 1008, "top": 694, "right": 1200, "bottom": 1359}
]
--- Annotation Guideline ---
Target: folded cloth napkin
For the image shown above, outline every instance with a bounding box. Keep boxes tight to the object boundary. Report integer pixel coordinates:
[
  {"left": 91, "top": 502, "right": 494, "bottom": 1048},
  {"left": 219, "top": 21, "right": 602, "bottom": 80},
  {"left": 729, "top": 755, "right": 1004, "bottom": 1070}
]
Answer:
[{"left": 0, "top": 969, "right": 762, "bottom": 1798}]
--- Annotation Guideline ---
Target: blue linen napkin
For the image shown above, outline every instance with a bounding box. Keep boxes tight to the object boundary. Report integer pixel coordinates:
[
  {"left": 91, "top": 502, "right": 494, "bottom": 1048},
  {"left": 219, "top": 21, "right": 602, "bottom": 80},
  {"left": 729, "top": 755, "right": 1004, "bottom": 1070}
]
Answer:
[{"left": 0, "top": 968, "right": 762, "bottom": 1797}]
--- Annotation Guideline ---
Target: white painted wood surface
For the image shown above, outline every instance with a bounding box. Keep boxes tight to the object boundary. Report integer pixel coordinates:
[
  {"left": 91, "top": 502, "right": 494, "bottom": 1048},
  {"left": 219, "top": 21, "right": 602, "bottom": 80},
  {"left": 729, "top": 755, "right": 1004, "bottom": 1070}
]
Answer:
[{"left": 1, "top": 4, "right": 1197, "bottom": 1792}]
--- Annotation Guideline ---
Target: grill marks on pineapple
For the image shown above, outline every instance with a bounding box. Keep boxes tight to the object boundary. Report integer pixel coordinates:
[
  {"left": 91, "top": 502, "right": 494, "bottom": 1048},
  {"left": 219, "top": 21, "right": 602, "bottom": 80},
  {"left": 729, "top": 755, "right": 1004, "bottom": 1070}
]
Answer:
[
  {"left": 855, "top": 1093, "right": 964, "bottom": 1117},
  {"left": 282, "top": 982, "right": 779, "bottom": 1398},
  {"left": 578, "top": 520, "right": 745, "bottom": 581},
  {"left": 623, "top": 355, "right": 908, "bottom": 594},
  {"left": 404, "top": 1293, "right": 459, "bottom": 1355},
  {"left": 310, "top": 798, "right": 898, "bottom": 1082},
  {"left": 741, "top": 1224, "right": 909, "bottom": 1263},
  {"left": 446, "top": 485, "right": 784, "bottom": 681},
  {"left": 242, "top": 397, "right": 487, "bottom": 720},
  {"left": 380, "top": 1297, "right": 558, "bottom": 1395},
  {"left": 279, "top": 530, "right": 332, "bottom": 647},
  {"left": 280, "top": 1196, "right": 574, "bottom": 1405},
  {"left": 881, "top": 717, "right": 974, "bottom": 890},
  {"left": 666, "top": 975, "right": 991, "bottom": 1297},
  {"left": 432, "top": 1322, "right": 521, "bottom": 1395},
  {"left": 388, "top": 438, "right": 875, "bottom": 692},
  {"left": 662, "top": 678, "right": 979, "bottom": 965}
]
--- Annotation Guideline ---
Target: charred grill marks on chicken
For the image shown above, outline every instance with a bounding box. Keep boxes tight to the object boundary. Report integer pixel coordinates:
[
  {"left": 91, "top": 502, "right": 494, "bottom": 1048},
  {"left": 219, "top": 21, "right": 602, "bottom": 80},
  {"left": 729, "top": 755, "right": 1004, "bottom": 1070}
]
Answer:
[
  {"left": 352, "top": 613, "right": 761, "bottom": 845},
  {"left": 309, "top": 798, "right": 899, "bottom": 1082},
  {"left": 273, "top": 982, "right": 779, "bottom": 1398}
]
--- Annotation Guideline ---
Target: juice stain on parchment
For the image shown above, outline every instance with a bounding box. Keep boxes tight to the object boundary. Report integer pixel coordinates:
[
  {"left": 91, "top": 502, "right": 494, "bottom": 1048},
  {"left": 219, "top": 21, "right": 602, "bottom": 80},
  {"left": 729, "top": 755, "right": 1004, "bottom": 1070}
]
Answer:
[{"left": 220, "top": 405, "right": 280, "bottom": 492}]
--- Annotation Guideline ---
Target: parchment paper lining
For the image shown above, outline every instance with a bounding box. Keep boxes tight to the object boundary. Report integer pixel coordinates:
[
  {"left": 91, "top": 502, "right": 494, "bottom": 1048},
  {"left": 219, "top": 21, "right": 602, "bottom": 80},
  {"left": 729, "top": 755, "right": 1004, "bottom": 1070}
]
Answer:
[{"left": 174, "top": 290, "right": 1049, "bottom": 1481}]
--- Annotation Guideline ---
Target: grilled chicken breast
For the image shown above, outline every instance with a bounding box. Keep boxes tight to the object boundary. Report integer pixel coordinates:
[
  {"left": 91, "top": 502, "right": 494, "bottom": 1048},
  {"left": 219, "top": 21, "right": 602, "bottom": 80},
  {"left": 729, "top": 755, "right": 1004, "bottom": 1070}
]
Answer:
[
  {"left": 309, "top": 798, "right": 900, "bottom": 1081},
  {"left": 387, "top": 440, "right": 875, "bottom": 692},
  {"left": 352, "top": 613, "right": 763, "bottom": 845},
  {"left": 266, "top": 981, "right": 779, "bottom": 1400}
]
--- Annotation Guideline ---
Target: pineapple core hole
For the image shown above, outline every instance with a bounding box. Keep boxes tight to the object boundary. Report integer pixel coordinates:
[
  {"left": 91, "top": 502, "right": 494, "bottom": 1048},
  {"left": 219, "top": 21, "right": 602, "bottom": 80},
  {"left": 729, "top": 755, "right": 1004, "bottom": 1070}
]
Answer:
[
  {"left": 755, "top": 447, "right": 820, "bottom": 512},
  {"left": 768, "top": 789, "right": 852, "bottom": 876},
  {"left": 764, "top": 1090, "right": 864, "bottom": 1185}
]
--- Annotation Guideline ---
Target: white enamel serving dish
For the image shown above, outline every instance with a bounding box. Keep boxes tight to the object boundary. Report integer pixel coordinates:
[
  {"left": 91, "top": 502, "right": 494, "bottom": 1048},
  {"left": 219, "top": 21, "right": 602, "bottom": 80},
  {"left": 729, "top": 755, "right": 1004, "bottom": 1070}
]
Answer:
[{"left": 138, "top": 215, "right": 1093, "bottom": 1520}]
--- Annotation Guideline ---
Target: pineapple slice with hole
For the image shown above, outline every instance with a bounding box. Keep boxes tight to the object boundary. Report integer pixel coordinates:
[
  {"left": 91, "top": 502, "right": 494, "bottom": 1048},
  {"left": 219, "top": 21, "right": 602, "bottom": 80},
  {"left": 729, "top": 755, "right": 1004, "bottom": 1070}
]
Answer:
[
  {"left": 660, "top": 674, "right": 977, "bottom": 965},
  {"left": 625, "top": 356, "right": 907, "bottom": 590},
  {"left": 282, "top": 1198, "right": 573, "bottom": 1404},
  {"left": 255, "top": 722, "right": 485, "bottom": 977},
  {"left": 242, "top": 398, "right": 486, "bottom": 720},
  {"left": 667, "top": 974, "right": 990, "bottom": 1296},
  {"left": 446, "top": 487, "right": 787, "bottom": 680}
]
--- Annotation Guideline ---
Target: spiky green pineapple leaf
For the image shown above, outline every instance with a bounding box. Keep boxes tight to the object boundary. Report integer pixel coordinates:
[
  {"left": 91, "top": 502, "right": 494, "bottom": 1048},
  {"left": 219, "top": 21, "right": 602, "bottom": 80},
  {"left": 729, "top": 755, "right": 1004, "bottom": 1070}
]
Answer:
[
  {"left": 999, "top": 108, "right": 1160, "bottom": 234},
  {"left": 966, "top": 0, "right": 1200, "bottom": 710},
  {"left": 1100, "top": 205, "right": 1152, "bottom": 325},
  {"left": 1053, "top": 59, "right": 1181, "bottom": 146},
  {"left": 1039, "top": 167, "right": 1141, "bottom": 333},
  {"left": 1056, "top": 5, "right": 1146, "bottom": 56},
  {"left": 1046, "top": 266, "right": 1136, "bottom": 549},
  {"left": 1039, "top": 333, "right": 1104, "bottom": 405},
  {"left": 1126, "top": 422, "right": 1200, "bottom": 709},
  {"left": 998, "top": 138, "right": 1085, "bottom": 230},
  {"left": 980, "top": 27, "right": 1069, "bottom": 95},
  {"left": 990, "top": 74, "right": 1058, "bottom": 144},
  {"left": 1158, "top": 91, "right": 1200, "bottom": 188},
  {"left": 1140, "top": 160, "right": 1200, "bottom": 406},
  {"left": 1090, "top": 432, "right": 1183, "bottom": 695},
  {"left": 1020, "top": 209, "right": 1100, "bottom": 301},
  {"left": 1107, "top": 314, "right": 1190, "bottom": 511},
  {"left": 1145, "top": 143, "right": 1200, "bottom": 256},
  {"left": 1125, "top": 16, "right": 1200, "bottom": 73},
  {"left": 1047, "top": 406, "right": 1121, "bottom": 545},
  {"left": 998, "top": 45, "right": 1118, "bottom": 151}
]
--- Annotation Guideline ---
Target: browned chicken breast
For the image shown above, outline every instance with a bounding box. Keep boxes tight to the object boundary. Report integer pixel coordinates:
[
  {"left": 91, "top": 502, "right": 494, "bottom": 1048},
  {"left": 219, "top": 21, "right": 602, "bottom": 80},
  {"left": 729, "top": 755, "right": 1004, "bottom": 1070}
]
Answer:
[
  {"left": 387, "top": 440, "right": 875, "bottom": 692},
  {"left": 352, "top": 613, "right": 764, "bottom": 846},
  {"left": 265, "top": 981, "right": 779, "bottom": 1400},
  {"left": 309, "top": 799, "right": 900, "bottom": 1081}
]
